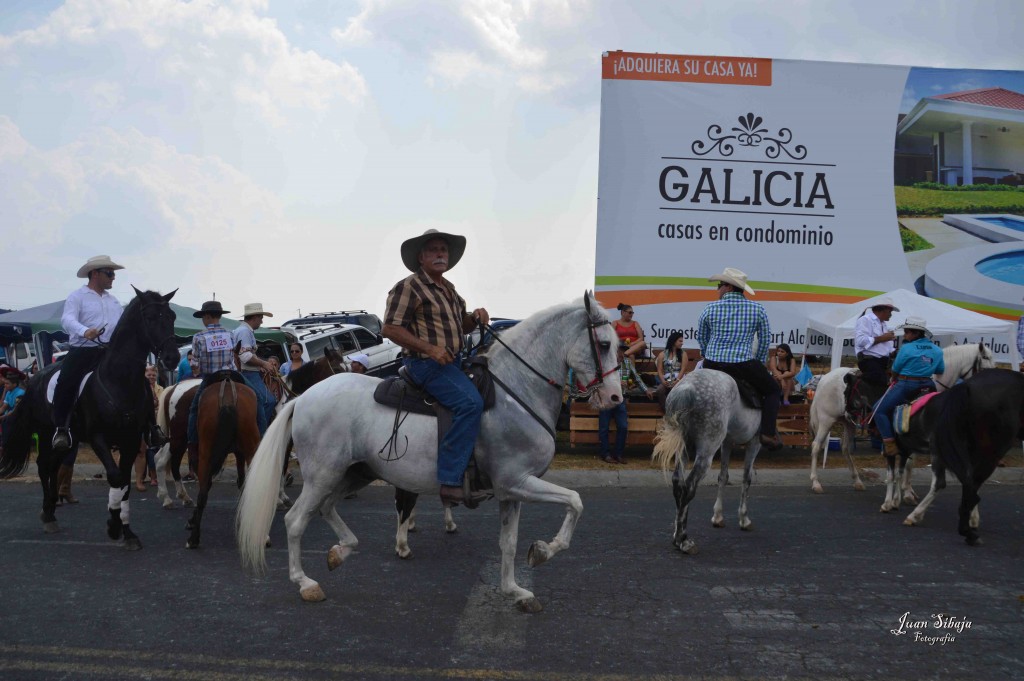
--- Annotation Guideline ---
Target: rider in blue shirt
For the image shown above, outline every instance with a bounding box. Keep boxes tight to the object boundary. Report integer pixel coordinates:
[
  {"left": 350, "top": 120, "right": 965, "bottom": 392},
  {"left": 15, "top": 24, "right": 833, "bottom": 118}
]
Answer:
[{"left": 874, "top": 316, "right": 945, "bottom": 457}]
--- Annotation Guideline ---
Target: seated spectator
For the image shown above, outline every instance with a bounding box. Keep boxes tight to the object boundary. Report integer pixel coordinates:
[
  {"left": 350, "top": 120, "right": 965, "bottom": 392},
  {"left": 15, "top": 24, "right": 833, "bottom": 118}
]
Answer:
[
  {"left": 654, "top": 332, "right": 689, "bottom": 409},
  {"left": 768, "top": 343, "right": 799, "bottom": 405},
  {"left": 0, "top": 368, "right": 27, "bottom": 442},
  {"left": 613, "top": 303, "right": 647, "bottom": 359},
  {"left": 177, "top": 349, "right": 194, "bottom": 382}
]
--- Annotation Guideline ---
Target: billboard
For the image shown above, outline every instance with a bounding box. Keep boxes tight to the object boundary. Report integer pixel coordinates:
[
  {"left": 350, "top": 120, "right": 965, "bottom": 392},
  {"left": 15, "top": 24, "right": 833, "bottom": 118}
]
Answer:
[{"left": 595, "top": 52, "right": 1024, "bottom": 361}]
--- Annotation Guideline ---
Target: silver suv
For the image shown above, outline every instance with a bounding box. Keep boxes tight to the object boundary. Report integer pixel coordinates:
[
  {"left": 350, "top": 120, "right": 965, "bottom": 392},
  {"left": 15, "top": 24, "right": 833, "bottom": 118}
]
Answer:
[{"left": 281, "top": 323, "right": 402, "bottom": 374}]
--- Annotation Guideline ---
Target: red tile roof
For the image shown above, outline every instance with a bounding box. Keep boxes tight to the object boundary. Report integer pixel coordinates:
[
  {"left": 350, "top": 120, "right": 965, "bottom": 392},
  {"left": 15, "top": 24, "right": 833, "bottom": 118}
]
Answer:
[{"left": 933, "top": 87, "right": 1024, "bottom": 111}]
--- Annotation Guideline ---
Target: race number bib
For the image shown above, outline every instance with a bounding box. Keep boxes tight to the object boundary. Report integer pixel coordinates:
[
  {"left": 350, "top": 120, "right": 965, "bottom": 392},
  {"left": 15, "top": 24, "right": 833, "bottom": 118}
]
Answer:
[{"left": 205, "top": 331, "right": 232, "bottom": 352}]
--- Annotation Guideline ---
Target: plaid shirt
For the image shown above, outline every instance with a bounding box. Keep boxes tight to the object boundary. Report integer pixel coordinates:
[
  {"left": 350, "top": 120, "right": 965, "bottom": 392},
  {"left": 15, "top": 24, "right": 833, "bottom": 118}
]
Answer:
[
  {"left": 697, "top": 292, "right": 771, "bottom": 364},
  {"left": 191, "top": 324, "right": 236, "bottom": 377},
  {"left": 385, "top": 269, "right": 468, "bottom": 358}
]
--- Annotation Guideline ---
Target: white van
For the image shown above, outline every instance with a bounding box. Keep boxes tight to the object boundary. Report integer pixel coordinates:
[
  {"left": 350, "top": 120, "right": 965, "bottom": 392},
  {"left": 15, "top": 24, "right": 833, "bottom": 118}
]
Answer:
[
  {"left": 0, "top": 341, "right": 36, "bottom": 373},
  {"left": 281, "top": 323, "right": 402, "bottom": 374}
]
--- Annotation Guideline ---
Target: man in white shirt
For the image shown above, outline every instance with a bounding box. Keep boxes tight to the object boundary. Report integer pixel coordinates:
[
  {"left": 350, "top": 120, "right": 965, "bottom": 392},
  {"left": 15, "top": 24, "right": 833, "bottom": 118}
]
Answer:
[
  {"left": 51, "top": 256, "right": 125, "bottom": 450},
  {"left": 853, "top": 299, "right": 898, "bottom": 388}
]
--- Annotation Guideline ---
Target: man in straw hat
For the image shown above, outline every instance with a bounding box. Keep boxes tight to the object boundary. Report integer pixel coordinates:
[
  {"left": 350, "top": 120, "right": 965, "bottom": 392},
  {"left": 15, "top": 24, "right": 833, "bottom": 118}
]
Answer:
[
  {"left": 51, "top": 255, "right": 127, "bottom": 451},
  {"left": 231, "top": 303, "right": 278, "bottom": 435},
  {"left": 854, "top": 298, "right": 900, "bottom": 388},
  {"left": 697, "top": 267, "right": 784, "bottom": 451},
  {"left": 186, "top": 301, "right": 240, "bottom": 456},
  {"left": 382, "top": 229, "right": 490, "bottom": 507},
  {"left": 873, "top": 316, "right": 944, "bottom": 458}
]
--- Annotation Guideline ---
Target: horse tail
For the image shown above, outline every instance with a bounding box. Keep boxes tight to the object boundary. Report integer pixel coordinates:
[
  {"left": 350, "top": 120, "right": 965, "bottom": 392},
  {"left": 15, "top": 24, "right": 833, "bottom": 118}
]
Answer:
[
  {"left": 236, "top": 398, "right": 296, "bottom": 575},
  {"left": 0, "top": 400, "right": 35, "bottom": 478},
  {"left": 652, "top": 381, "right": 696, "bottom": 472},
  {"left": 928, "top": 383, "right": 972, "bottom": 484}
]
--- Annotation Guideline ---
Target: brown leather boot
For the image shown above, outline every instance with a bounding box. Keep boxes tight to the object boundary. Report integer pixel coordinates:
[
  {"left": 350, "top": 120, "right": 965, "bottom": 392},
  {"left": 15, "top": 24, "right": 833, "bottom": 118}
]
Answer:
[
  {"left": 882, "top": 439, "right": 900, "bottom": 458},
  {"left": 58, "top": 464, "right": 79, "bottom": 504}
]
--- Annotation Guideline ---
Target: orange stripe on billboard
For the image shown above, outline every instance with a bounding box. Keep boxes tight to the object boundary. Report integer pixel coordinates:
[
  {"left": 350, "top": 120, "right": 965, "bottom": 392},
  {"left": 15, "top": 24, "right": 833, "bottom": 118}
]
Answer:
[{"left": 602, "top": 52, "right": 772, "bottom": 86}]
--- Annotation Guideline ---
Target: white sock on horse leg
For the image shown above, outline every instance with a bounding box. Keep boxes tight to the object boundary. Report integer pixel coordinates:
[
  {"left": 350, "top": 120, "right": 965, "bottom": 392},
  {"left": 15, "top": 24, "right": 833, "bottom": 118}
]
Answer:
[
  {"left": 108, "top": 486, "right": 126, "bottom": 510},
  {"left": 119, "top": 499, "right": 130, "bottom": 525}
]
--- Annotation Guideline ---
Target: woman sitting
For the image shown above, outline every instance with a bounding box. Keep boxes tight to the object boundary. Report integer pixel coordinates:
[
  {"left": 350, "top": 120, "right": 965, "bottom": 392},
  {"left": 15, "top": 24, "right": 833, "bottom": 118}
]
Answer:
[
  {"left": 874, "top": 317, "right": 944, "bottom": 458},
  {"left": 654, "top": 331, "right": 689, "bottom": 409},
  {"left": 769, "top": 343, "right": 799, "bottom": 405},
  {"left": 613, "top": 303, "right": 647, "bottom": 359}
]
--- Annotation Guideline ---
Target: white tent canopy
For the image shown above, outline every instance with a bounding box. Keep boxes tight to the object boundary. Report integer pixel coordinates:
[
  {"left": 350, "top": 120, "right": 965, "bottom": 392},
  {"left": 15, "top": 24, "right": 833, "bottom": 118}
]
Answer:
[{"left": 805, "top": 289, "right": 1020, "bottom": 371}]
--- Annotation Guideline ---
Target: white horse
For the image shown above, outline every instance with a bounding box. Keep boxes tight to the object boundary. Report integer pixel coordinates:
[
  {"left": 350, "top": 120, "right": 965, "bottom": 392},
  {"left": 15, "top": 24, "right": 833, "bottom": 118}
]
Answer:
[
  {"left": 651, "top": 369, "right": 764, "bottom": 556},
  {"left": 235, "top": 294, "right": 622, "bottom": 612},
  {"left": 807, "top": 342, "right": 995, "bottom": 503}
]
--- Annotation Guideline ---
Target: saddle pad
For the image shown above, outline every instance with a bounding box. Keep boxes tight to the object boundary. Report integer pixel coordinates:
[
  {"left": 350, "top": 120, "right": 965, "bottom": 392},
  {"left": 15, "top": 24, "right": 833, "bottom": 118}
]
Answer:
[
  {"left": 909, "top": 390, "right": 939, "bottom": 418},
  {"left": 45, "top": 370, "right": 93, "bottom": 405},
  {"left": 894, "top": 403, "right": 912, "bottom": 434}
]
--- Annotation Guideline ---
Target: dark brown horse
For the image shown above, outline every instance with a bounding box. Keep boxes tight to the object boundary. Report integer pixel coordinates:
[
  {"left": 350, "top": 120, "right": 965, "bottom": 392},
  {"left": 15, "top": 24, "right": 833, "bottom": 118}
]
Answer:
[
  {"left": 185, "top": 367, "right": 261, "bottom": 548},
  {"left": 155, "top": 348, "right": 347, "bottom": 510}
]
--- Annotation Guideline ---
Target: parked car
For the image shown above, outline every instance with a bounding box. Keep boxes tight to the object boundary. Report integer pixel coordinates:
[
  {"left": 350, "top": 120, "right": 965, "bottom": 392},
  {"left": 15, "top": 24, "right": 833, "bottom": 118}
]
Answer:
[
  {"left": 281, "top": 323, "right": 402, "bottom": 375},
  {"left": 0, "top": 341, "right": 36, "bottom": 373},
  {"left": 280, "top": 310, "right": 383, "bottom": 335}
]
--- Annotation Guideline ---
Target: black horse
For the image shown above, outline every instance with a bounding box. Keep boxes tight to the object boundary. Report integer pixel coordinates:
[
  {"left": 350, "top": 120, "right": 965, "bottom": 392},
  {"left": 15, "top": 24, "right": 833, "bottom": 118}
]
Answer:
[
  {"left": 0, "top": 288, "right": 179, "bottom": 548},
  {"left": 898, "top": 368, "right": 1024, "bottom": 545}
]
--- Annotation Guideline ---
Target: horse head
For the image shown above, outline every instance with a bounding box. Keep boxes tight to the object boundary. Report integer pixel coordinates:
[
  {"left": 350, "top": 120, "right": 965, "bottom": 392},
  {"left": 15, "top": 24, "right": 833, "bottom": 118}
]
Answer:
[
  {"left": 319, "top": 348, "right": 348, "bottom": 377},
  {"left": 977, "top": 342, "right": 995, "bottom": 371},
  {"left": 567, "top": 291, "right": 623, "bottom": 410},
  {"left": 122, "top": 287, "right": 179, "bottom": 371},
  {"left": 843, "top": 370, "right": 880, "bottom": 422}
]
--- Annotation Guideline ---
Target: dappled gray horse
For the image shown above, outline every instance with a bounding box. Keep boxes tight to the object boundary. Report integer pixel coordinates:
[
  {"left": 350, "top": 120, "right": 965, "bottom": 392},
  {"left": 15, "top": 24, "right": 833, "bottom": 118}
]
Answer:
[
  {"left": 652, "top": 369, "right": 763, "bottom": 555},
  {"left": 236, "top": 294, "right": 622, "bottom": 612}
]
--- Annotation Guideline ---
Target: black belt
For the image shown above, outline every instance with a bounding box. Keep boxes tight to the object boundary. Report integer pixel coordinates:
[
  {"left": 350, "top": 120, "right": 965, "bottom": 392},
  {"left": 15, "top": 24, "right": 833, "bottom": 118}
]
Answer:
[{"left": 896, "top": 375, "right": 930, "bottom": 382}]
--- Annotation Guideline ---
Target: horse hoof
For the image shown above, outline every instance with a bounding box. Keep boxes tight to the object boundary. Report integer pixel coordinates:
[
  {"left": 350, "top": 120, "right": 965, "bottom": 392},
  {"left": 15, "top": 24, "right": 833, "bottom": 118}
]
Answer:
[
  {"left": 711, "top": 518, "right": 724, "bottom": 528},
  {"left": 396, "top": 547, "right": 413, "bottom": 560},
  {"left": 124, "top": 537, "right": 142, "bottom": 551},
  {"left": 965, "top": 535, "right": 983, "bottom": 546},
  {"left": 185, "top": 540, "right": 198, "bottom": 549},
  {"left": 300, "top": 585, "right": 326, "bottom": 602},
  {"left": 517, "top": 597, "right": 543, "bottom": 614},
  {"left": 679, "top": 540, "right": 698, "bottom": 555},
  {"left": 107, "top": 520, "right": 123, "bottom": 541},
  {"left": 527, "top": 541, "right": 552, "bottom": 568},
  {"left": 445, "top": 524, "right": 457, "bottom": 534},
  {"left": 327, "top": 545, "right": 352, "bottom": 570},
  {"left": 902, "top": 517, "right": 917, "bottom": 526},
  {"left": 853, "top": 481, "right": 865, "bottom": 492},
  {"left": 811, "top": 482, "right": 824, "bottom": 494},
  {"left": 162, "top": 500, "right": 175, "bottom": 510},
  {"left": 903, "top": 494, "right": 919, "bottom": 505},
  {"left": 43, "top": 521, "right": 60, "bottom": 534},
  {"left": 264, "top": 537, "right": 272, "bottom": 548},
  {"left": 739, "top": 520, "right": 753, "bottom": 531},
  {"left": 879, "top": 505, "right": 891, "bottom": 513}
]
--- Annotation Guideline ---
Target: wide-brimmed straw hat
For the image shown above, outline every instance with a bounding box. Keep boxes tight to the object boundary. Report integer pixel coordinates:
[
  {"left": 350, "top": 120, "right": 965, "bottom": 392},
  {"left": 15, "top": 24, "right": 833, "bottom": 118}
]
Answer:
[
  {"left": 241, "top": 303, "right": 273, "bottom": 318},
  {"left": 870, "top": 297, "right": 900, "bottom": 312},
  {"left": 897, "top": 316, "right": 932, "bottom": 338},
  {"left": 193, "top": 301, "right": 230, "bottom": 318},
  {"left": 76, "top": 255, "right": 124, "bottom": 278},
  {"left": 400, "top": 229, "right": 467, "bottom": 273},
  {"left": 708, "top": 267, "right": 755, "bottom": 295}
]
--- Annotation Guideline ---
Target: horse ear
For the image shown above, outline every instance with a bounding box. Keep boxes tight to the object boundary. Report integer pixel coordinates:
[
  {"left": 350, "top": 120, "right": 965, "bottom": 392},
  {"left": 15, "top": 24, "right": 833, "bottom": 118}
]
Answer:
[
  {"left": 584, "top": 290, "right": 592, "bottom": 315},
  {"left": 162, "top": 289, "right": 178, "bottom": 302},
  {"left": 132, "top": 285, "right": 143, "bottom": 297}
]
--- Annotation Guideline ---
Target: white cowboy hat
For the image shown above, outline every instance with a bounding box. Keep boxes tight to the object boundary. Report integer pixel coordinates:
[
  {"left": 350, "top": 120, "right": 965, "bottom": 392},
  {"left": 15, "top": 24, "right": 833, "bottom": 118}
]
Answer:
[
  {"left": 348, "top": 353, "right": 370, "bottom": 369},
  {"left": 400, "top": 229, "right": 467, "bottom": 273},
  {"left": 241, "top": 303, "right": 273, "bottom": 318},
  {"left": 708, "top": 267, "right": 755, "bottom": 295},
  {"left": 897, "top": 316, "right": 932, "bottom": 338},
  {"left": 76, "top": 255, "right": 124, "bottom": 278},
  {"left": 869, "top": 297, "right": 900, "bottom": 312}
]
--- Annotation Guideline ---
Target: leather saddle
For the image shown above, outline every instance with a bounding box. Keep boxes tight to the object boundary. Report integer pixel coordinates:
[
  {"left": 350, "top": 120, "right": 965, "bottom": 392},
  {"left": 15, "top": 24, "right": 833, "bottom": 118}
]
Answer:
[
  {"left": 734, "top": 380, "right": 762, "bottom": 410},
  {"left": 207, "top": 370, "right": 247, "bottom": 386}
]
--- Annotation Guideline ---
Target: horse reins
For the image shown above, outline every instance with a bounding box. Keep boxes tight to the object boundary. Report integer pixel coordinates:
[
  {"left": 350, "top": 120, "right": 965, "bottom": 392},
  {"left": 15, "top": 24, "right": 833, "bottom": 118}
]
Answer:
[{"left": 932, "top": 351, "right": 986, "bottom": 391}]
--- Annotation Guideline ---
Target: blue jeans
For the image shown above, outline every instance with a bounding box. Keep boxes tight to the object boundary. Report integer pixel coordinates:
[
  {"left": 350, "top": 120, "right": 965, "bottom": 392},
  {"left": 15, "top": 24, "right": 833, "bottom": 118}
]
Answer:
[
  {"left": 874, "top": 379, "right": 934, "bottom": 440},
  {"left": 240, "top": 371, "right": 273, "bottom": 436},
  {"left": 403, "top": 357, "right": 483, "bottom": 487},
  {"left": 598, "top": 402, "right": 628, "bottom": 459}
]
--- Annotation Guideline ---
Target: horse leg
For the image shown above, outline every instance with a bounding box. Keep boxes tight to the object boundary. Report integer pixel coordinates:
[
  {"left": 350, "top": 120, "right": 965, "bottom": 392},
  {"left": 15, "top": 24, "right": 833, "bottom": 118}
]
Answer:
[
  {"left": 842, "top": 423, "right": 865, "bottom": 491},
  {"left": 117, "top": 437, "right": 143, "bottom": 551},
  {"left": 958, "top": 477, "right": 982, "bottom": 546},
  {"left": 176, "top": 444, "right": 195, "bottom": 508},
  {"left": 502, "top": 475, "right": 583, "bottom": 571},
  {"left": 276, "top": 451, "right": 292, "bottom": 510},
  {"left": 319, "top": 496, "right": 359, "bottom": 571},
  {"left": 901, "top": 454, "right": 918, "bottom": 504},
  {"left": 808, "top": 422, "right": 829, "bottom": 494},
  {"left": 442, "top": 502, "right": 457, "bottom": 533},
  {"left": 737, "top": 441, "right": 761, "bottom": 531},
  {"left": 284, "top": 486, "right": 331, "bottom": 602},
  {"left": 498, "top": 499, "right": 540, "bottom": 613},
  {"left": 904, "top": 464, "right": 945, "bottom": 526},
  {"left": 880, "top": 455, "right": 898, "bottom": 512},
  {"left": 673, "top": 446, "right": 714, "bottom": 555},
  {"left": 712, "top": 444, "right": 731, "bottom": 527},
  {"left": 185, "top": 437, "right": 221, "bottom": 549},
  {"left": 394, "top": 488, "right": 417, "bottom": 559},
  {"left": 155, "top": 443, "right": 174, "bottom": 509},
  {"left": 35, "top": 442, "right": 60, "bottom": 534}
]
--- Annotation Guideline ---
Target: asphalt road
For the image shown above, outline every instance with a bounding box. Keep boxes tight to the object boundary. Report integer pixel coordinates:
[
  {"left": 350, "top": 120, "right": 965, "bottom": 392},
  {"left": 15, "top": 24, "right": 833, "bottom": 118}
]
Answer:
[{"left": 1, "top": 472, "right": 1022, "bottom": 681}]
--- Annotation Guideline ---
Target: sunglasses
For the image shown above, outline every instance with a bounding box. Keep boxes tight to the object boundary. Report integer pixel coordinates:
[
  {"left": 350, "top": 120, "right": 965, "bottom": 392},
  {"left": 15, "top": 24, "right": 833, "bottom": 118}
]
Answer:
[
  {"left": 290, "top": 349, "right": 302, "bottom": 354},
  {"left": 98, "top": 269, "right": 116, "bottom": 277}
]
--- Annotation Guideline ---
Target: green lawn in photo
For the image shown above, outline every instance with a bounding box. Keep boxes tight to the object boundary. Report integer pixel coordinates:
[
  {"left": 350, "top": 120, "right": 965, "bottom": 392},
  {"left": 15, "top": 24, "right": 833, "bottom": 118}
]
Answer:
[
  {"left": 899, "top": 225, "right": 932, "bottom": 252},
  {"left": 896, "top": 186, "right": 1024, "bottom": 217}
]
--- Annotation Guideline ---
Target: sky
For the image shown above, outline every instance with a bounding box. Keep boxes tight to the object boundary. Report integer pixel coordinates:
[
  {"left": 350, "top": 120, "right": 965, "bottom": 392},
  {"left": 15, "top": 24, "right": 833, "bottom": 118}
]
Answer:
[{"left": 1, "top": 0, "right": 1023, "bottom": 321}]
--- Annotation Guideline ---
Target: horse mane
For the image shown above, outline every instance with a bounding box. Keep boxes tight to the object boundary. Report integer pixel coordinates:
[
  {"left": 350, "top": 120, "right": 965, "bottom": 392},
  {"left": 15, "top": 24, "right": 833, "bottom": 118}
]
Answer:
[{"left": 107, "top": 289, "right": 165, "bottom": 346}]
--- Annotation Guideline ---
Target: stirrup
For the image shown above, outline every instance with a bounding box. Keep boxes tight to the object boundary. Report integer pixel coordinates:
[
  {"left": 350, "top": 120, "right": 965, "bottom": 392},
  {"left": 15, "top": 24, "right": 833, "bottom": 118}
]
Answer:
[{"left": 148, "top": 424, "right": 168, "bottom": 449}]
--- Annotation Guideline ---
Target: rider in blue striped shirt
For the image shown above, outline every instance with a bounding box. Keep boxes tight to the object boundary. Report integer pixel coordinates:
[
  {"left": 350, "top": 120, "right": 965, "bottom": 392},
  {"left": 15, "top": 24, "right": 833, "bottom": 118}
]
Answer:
[{"left": 697, "top": 267, "right": 783, "bottom": 451}]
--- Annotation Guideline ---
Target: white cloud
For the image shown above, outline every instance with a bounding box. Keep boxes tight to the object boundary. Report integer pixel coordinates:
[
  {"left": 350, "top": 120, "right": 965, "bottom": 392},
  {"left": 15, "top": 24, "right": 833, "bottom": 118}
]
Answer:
[{"left": 331, "top": 4, "right": 374, "bottom": 46}]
